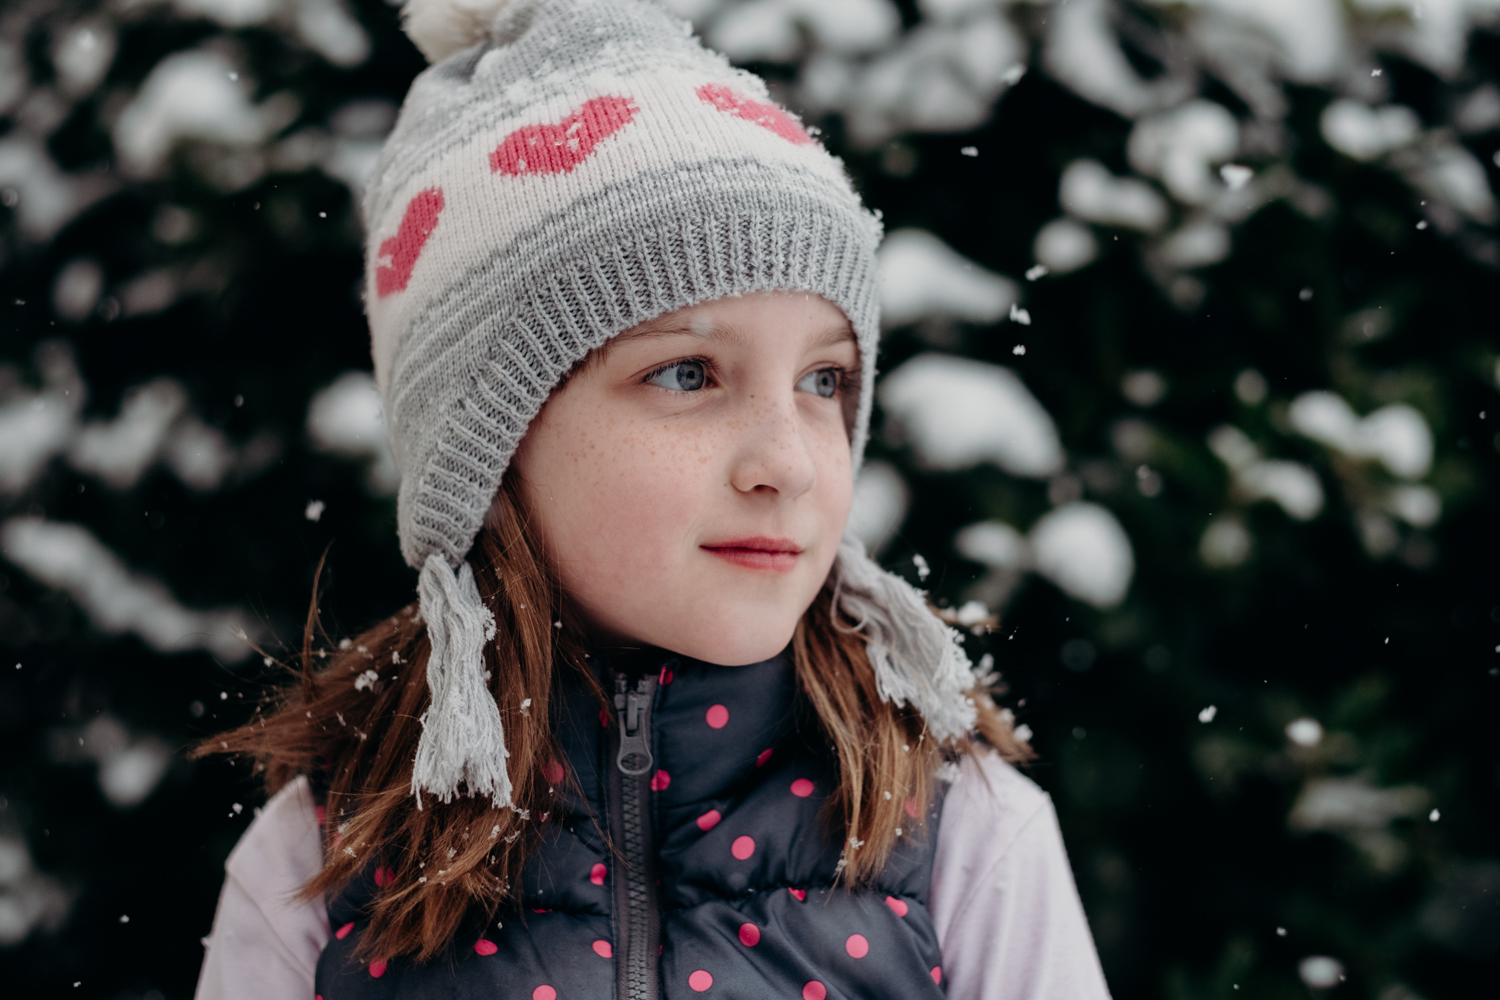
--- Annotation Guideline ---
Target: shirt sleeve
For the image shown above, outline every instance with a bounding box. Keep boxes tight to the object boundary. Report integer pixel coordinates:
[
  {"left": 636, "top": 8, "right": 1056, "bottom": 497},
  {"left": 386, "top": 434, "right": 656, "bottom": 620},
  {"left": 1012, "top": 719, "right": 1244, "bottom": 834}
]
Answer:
[
  {"left": 930, "top": 752, "right": 1112, "bottom": 1000},
  {"left": 195, "top": 775, "right": 331, "bottom": 1000}
]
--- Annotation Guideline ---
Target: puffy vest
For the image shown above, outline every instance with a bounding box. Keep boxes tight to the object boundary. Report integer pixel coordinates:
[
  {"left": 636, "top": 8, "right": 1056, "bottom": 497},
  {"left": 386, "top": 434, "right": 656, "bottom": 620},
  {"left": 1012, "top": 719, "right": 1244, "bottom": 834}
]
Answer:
[{"left": 315, "top": 649, "right": 947, "bottom": 999}]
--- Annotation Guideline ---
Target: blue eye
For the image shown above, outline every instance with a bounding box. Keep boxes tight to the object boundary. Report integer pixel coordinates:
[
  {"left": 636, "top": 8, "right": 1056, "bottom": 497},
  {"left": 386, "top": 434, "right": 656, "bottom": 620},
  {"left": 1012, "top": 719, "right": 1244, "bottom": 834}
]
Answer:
[
  {"left": 796, "top": 368, "right": 840, "bottom": 399},
  {"left": 647, "top": 360, "right": 707, "bottom": 392}
]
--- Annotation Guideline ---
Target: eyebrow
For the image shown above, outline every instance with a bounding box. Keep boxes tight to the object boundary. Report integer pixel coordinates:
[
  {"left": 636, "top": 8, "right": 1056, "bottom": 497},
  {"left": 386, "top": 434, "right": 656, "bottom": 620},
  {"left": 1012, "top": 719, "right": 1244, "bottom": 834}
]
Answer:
[{"left": 609, "top": 318, "right": 855, "bottom": 352}]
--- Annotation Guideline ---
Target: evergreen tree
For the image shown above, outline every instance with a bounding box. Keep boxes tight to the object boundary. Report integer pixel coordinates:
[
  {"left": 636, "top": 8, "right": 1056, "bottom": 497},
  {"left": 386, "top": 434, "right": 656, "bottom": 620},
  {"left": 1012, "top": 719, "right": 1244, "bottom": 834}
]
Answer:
[{"left": 0, "top": 0, "right": 1496, "bottom": 995}]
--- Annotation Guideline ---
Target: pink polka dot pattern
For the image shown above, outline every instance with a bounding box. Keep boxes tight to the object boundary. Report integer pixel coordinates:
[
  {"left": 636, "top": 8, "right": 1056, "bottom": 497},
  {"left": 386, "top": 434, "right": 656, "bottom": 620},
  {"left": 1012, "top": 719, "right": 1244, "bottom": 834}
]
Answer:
[
  {"left": 474, "top": 938, "right": 498, "bottom": 956},
  {"left": 314, "top": 806, "right": 326, "bottom": 826},
  {"left": 904, "top": 797, "right": 920, "bottom": 818},
  {"left": 705, "top": 704, "right": 729, "bottom": 729},
  {"left": 369, "top": 959, "right": 387, "bottom": 978},
  {"left": 335, "top": 921, "right": 354, "bottom": 940},
  {"left": 696, "top": 809, "right": 722, "bottom": 831},
  {"left": 931, "top": 966, "right": 943, "bottom": 985},
  {"left": 738, "top": 922, "right": 761, "bottom": 946},
  {"left": 650, "top": 769, "right": 671, "bottom": 791},
  {"left": 659, "top": 665, "right": 674, "bottom": 685},
  {"left": 688, "top": 970, "right": 713, "bottom": 991},
  {"left": 541, "top": 760, "right": 565, "bottom": 785},
  {"left": 590, "top": 863, "right": 607, "bottom": 885},
  {"left": 802, "top": 981, "right": 827, "bottom": 1000},
  {"left": 846, "top": 933, "right": 869, "bottom": 958},
  {"left": 599, "top": 709, "right": 610, "bottom": 728},
  {"left": 885, "top": 896, "right": 909, "bottom": 917},
  {"left": 533, "top": 987, "right": 557, "bottom": 1000},
  {"left": 731, "top": 835, "right": 755, "bottom": 860},
  {"left": 592, "top": 939, "right": 613, "bottom": 958},
  {"left": 790, "top": 778, "right": 814, "bottom": 797},
  {"left": 374, "top": 866, "right": 394, "bottom": 887},
  {"left": 788, "top": 887, "right": 806, "bottom": 901},
  {"left": 755, "top": 748, "right": 773, "bottom": 767}
]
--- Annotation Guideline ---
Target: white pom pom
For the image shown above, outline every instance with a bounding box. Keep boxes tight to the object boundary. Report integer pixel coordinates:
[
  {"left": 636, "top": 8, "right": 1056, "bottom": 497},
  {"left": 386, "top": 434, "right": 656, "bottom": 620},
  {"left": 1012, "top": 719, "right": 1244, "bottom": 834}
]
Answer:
[{"left": 402, "top": 0, "right": 513, "bottom": 63}]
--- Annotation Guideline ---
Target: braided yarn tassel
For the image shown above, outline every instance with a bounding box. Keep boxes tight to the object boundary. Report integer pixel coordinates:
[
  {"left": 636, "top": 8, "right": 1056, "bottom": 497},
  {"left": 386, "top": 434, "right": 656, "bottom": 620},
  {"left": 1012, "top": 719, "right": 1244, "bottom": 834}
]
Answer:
[
  {"left": 832, "top": 536, "right": 977, "bottom": 742},
  {"left": 412, "top": 554, "right": 512, "bottom": 809}
]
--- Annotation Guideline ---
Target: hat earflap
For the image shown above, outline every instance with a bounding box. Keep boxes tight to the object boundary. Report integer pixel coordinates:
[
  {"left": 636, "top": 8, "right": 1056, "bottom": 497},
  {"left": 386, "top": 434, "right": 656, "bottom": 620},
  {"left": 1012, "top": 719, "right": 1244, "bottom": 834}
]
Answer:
[
  {"left": 412, "top": 554, "right": 513, "bottom": 810},
  {"left": 832, "top": 536, "right": 978, "bottom": 743}
]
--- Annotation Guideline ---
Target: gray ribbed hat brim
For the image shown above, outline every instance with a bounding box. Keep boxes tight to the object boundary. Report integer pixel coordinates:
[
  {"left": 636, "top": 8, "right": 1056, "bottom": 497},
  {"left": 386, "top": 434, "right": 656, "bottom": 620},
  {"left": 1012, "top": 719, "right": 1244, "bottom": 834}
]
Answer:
[{"left": 389, "top": 170, "right": 882, "bottom": 570}]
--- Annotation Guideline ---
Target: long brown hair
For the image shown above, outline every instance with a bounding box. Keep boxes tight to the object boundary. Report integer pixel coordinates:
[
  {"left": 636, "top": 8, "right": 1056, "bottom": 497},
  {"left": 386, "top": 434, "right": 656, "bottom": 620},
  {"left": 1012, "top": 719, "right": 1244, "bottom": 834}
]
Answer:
[{"left": 199, "top": 472, "right": 1030, "bottom": 963}]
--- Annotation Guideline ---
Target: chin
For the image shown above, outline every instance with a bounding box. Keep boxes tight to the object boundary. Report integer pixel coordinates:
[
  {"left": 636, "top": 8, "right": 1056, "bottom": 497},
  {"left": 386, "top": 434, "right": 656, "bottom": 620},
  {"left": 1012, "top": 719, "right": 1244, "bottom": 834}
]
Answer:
[{"left": 652, "top": 605, "right": 801, "bottom": 667}]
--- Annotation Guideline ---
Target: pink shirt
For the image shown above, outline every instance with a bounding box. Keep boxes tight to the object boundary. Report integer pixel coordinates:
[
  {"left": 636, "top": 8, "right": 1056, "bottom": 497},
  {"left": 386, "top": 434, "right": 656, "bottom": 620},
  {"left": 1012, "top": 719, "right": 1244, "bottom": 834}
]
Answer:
[{"left": 195, "top": 751, "right": 1111, "bottom": 999}]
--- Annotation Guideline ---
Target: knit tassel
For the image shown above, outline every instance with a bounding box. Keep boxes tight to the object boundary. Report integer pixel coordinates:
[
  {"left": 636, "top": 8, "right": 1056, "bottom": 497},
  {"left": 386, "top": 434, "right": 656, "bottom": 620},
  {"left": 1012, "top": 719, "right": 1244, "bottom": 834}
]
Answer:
[
  {"left": 412, "top": 554, "right": 512, "bottom": 810},
  {"left": 832, "top": 536, "right": 977, "bottom": 742}
]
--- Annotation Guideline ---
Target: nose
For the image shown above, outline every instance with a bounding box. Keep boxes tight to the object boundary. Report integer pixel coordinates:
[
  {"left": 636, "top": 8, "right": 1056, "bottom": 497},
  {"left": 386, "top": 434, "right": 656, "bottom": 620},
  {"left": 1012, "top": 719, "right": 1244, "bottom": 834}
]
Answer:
[{"left": 727, "top": 388, "right": 817, "bottom": 499}]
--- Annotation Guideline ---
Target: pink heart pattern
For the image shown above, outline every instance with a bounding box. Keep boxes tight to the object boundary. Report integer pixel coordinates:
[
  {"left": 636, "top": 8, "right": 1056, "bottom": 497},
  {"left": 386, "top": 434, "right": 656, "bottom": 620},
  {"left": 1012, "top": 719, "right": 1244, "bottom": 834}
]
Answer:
[
  {"left": 696, "top": 84, "right": 811, "bottom": 145},
  {"left": 491, "top": 95, "right": 639, "bottom": 176},
  {"left": 375, "top": 188, "right": 444, "bottom": 299}
]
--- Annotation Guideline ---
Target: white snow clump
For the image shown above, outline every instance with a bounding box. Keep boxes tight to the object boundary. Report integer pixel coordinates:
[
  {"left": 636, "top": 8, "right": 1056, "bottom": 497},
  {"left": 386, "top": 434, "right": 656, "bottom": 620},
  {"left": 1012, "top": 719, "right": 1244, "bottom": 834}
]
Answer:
[
  {"left": 1384, "top": 484, "right": 1440, "bottom": 528},
  {"left": 0, "top": 137, "right": 111, "bottom": 242},
  {"left": 1208, "top": 425, "right": 1325, "bottom": 521},
  {"left": 307, "top": 371, "right": 398, "bottom": 494},
  {"left": 1287, "top": 391, "right": 1433, "bottom": 479},
  {"left": 0, "top": 347, "right": 83, "bottom": 495},
  {"left": 1298, "top": 956, "right": 1345, "bottom": 990},
  {"left": 820, "top": 10, "right": 1024, "bottom": 145},
  {"left": 1199, "top": 516, "right": 1252, "bottom": 568},
  {"left": 50, "top": 714, "right": 173, "bottom": 810},
  {"left": 957, "top": 503, "right": 1135, "bottom": 609},
  {"left": 1043, "top": 0, "right": 1188, "bottom": 119},
  {"left": 710, "top": 0, "right": 899, "bottom": 62},
  {"left": 1032, "top": 218, "right": 1099, "bottom": 274},
  {"left": 69, "top": 379, "right": 187, "bottom": 490},
  {"left": 878, "top": 229, "right": 1018, "bottom": 328},
  {"left": 1029, "top": 503, "right": 1134, "bottom": 609},
  {"left": 1128, "top": 100, "right": 1240, "bottom": 205},
  {"left": 879, "top": 354, "right": 1063, "bottom": 478},
  {"left": 113, "top": 49, "right": 297, "bottom": 178},
  {"left": 1320, "top": 100, "right": 1421, "bottom": 162},
  {"left": 845, "top": 460, "right": 909, "bottom": 556},
  {"left": 1285, "top": 717, "right": 1324, "bottom": 747},
  {"left": 0, "top": 517, "right": 253, "bottom": 662},
  {"left": 1402, "top": 141, "right": 1498, "bottom": 223},
  {"left": 1289, "top": 777, "right": 1429, "bottom": 830},
  {"left": 1058, "top": 159, "right": 1169, "bottom": 231},
  {"left": 0, "top": 834, "right": 71, "bottom": 946}
]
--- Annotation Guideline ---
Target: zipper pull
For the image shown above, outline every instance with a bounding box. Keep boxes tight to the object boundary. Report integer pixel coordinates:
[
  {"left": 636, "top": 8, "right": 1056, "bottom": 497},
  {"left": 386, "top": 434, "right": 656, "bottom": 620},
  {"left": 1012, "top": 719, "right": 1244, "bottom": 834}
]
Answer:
[{"left": 615, "top": 674, "right": 654, "bottom": 776}]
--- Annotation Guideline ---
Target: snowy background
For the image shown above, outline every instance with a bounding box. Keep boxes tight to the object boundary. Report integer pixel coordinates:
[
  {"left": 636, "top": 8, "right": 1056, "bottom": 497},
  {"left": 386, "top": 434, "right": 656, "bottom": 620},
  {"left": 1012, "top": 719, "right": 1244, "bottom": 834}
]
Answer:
[{"left": 1, "top": 0, "right": 1499, "bottom": 995}]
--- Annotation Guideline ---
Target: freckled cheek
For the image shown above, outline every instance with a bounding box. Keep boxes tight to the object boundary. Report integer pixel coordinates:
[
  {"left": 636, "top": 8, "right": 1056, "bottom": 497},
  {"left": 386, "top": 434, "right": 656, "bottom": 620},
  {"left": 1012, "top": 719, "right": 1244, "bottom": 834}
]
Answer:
[
  {"left": 555, "top": 424, "right": 721, "bottom": 562},
  {"left": 812, "top": 423, "right": 854, "bottom": 499}
]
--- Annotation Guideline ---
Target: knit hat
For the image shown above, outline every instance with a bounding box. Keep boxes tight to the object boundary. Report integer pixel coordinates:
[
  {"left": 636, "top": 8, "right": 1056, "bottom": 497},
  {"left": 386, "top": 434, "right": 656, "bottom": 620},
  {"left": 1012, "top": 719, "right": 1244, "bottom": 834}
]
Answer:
[{"left": 367, "top": 0, "right": 976, "bottom": 811}]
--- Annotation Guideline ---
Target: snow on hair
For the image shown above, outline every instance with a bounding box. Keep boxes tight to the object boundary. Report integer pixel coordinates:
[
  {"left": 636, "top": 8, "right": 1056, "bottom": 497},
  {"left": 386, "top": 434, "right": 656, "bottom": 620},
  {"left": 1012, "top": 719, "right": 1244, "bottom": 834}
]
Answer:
[{"left": 402, "top": 0, "right": 514, "bottom": 63}]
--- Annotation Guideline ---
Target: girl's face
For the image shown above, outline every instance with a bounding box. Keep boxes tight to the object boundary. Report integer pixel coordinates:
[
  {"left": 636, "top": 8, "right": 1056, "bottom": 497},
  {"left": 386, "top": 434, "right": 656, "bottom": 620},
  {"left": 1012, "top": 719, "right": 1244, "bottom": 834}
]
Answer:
[{"left": 512, "top": 291, "right": 858, "bottom": 666}]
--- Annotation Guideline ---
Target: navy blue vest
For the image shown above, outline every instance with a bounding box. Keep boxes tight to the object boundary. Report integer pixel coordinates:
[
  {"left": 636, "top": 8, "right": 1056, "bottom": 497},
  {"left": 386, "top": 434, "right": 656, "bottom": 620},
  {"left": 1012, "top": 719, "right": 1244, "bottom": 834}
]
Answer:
[{"left": 314, "top": 650, "right": 947, "bottom": 999}]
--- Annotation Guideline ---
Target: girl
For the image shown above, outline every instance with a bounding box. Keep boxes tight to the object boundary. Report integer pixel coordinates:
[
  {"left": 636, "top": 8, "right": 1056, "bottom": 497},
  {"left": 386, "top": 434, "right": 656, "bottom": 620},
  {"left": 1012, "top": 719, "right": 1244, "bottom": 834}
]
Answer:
[{"left": 196, "top": 0, "right": 1111, "bottom": 997}]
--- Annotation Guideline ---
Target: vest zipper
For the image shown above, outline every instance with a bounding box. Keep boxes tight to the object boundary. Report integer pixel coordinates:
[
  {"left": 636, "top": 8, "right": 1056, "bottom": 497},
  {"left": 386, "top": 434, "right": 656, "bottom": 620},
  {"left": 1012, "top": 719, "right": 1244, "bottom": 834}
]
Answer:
[{"left": 610, "top": 671, "right": 660, "bottom": 1000}]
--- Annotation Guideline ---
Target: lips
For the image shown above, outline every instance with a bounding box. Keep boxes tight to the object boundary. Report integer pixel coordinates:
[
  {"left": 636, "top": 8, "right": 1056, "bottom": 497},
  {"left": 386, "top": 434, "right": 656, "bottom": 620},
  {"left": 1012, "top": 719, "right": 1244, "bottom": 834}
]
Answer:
[{"left": 700, "top": 536, "right": 802, "bottom": 572}]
